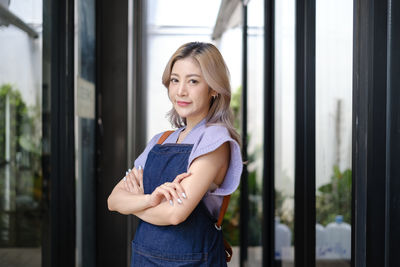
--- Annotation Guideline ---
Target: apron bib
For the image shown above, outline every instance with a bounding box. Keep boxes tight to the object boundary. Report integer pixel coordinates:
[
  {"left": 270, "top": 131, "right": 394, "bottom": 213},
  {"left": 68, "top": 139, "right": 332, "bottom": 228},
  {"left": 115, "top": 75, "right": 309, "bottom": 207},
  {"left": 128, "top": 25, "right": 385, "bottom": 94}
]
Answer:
[{"left": 131, "top": 142, "right": 226, "bottom": 266}]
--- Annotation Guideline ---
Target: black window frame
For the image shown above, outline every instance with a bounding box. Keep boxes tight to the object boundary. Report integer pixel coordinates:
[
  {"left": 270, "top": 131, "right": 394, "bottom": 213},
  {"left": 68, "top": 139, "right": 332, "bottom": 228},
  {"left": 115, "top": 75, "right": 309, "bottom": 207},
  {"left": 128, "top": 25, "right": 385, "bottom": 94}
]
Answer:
[
  {"left": 42, "top": 0, "right": 76, "bottom": 266},
  {"left": 259, "top": 0, "right": 400, "bottom": 266}
]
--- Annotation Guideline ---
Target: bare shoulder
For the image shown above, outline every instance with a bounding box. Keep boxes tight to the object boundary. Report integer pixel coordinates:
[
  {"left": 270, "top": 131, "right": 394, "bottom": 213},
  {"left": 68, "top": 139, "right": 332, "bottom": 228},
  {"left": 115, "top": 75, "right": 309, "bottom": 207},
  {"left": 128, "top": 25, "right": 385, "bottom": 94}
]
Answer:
[
  {"left": 195, "top": 141, "right": 230, "bottom": 164},
  {"left": 191, "top": 141, "right": 230, "bottom": 188}
]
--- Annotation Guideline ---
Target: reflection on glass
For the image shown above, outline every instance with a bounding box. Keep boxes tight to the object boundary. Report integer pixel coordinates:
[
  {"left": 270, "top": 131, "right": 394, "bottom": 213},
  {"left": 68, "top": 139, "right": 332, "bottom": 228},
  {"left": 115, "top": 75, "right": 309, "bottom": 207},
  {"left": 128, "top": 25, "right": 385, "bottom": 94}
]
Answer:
[
  {"left": 0, "top": 1, "right": 43, "bottom": 266},
  {"left": 315, "top": 0, "right": 353, "bottom": 265},
  {"left": 245, "top": 0, "right": 265, "bottom": 265},
  {"left": 75, "top": 0, "right": 96, "bottom": 266},
  {"left": 274, "top": 0, "right": 295, "bottom": 265}
]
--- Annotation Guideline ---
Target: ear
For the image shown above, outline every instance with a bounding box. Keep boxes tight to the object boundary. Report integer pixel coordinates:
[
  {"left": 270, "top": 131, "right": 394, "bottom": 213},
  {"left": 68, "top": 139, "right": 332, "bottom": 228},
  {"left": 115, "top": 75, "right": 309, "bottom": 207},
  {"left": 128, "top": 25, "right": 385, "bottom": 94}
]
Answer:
[{"left": 209, "top": 88, "right": 217, "bottom": 97}]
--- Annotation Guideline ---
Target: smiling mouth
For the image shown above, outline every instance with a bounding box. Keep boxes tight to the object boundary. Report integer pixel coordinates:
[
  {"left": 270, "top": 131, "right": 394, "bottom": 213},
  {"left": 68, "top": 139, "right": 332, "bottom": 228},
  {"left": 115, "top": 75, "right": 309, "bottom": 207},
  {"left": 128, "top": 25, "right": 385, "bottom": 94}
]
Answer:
[{"left": 177, "top": 101, "right": 191, "bottom": 107}]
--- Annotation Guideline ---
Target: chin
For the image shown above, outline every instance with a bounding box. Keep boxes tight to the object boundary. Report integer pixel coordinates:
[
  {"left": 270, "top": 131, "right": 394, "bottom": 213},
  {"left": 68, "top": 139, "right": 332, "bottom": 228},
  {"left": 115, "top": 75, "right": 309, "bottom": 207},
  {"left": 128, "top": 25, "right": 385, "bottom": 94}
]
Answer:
[
  {"left": 175, "top": 108, "right": 190, "bottom": 117},
  {"left": 177, "top": 112, "right": 190, "bottom": 118}
]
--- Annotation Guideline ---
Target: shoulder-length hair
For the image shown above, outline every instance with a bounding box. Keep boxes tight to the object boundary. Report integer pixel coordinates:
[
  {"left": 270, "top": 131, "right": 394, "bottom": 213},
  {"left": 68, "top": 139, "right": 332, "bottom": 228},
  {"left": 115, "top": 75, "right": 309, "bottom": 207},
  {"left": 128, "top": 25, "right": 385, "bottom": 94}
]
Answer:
[{"left": 162, "top": 42, "right": 241, "bottom": 146}]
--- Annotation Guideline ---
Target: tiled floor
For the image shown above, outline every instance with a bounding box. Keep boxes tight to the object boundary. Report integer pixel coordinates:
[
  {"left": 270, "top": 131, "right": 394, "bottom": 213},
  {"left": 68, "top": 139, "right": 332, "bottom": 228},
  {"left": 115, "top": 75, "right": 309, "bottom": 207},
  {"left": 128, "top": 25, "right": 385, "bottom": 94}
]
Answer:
[{"left": 0, "top": 248, "right": 41, "bottom": 267}]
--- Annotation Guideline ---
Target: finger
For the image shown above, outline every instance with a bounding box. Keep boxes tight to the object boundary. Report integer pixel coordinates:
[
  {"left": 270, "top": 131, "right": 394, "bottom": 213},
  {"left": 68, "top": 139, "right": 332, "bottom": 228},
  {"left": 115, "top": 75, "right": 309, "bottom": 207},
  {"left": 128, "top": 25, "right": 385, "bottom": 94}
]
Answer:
[
  {"left": 173, "top": 172, "right": 192, "bottom": 183},
  {"left": 125, "top": 171, "right": 134, "bottom": 192},
  {"left": 127, "top": 169, "right": 137, "bottom": 192},
  {"left": 155, "top": 187, "right": 172, "bottom": 203},
  {"left": 162, "top": 183, "right": 182, "bottom": 204},
  {"left": 132, "top": 168, "right": 141, "bottom": 185},
  {"left": 137, "top": 166, "right": 144, "bottom": 188},
  {"left": 129, "top": 170, "right": 139, "bottom": 189},
  {"left": 123, "top": 175, "right": 130, "bottom": 191},
  {"left": 172, "top": 181, "right": 187, "bottom": 199}
]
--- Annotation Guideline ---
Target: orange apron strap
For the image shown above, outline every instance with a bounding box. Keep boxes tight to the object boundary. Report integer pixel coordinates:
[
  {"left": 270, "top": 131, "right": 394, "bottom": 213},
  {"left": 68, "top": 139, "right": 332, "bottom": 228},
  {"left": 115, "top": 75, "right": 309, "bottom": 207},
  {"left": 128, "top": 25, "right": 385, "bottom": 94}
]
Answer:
[
  {"left": 214, "top": 195, "right": 232, "bottom": 262},
  {"left": 223, "top": 238, "right": 233, "bottom": 262},
  {"left": 216, "top": 195, "right": 231, "bottom": 228},
  {"left": 157, "top": 130, "right": 174, "bottom": 144}
]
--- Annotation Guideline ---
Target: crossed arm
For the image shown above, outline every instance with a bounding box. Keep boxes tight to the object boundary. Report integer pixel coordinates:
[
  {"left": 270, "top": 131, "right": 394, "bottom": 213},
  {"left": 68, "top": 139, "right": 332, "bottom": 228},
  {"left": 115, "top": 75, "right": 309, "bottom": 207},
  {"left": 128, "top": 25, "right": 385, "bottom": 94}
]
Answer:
[{"left": 107, "top": 141, "right": 230, "bottom": 226}]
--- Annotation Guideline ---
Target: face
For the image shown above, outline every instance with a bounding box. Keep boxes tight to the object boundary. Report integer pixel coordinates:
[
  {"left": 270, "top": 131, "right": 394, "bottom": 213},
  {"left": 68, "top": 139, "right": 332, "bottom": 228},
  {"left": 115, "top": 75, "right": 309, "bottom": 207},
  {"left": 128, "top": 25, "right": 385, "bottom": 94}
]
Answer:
[{"left": 168, "top": 57, "right": 214, "bottom": 123}]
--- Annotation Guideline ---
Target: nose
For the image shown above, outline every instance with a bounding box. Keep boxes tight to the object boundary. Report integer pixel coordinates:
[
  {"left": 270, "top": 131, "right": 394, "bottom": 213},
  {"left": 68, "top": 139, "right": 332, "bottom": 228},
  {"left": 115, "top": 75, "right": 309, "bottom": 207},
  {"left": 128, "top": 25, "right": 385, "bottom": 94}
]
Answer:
[{"left": 177, "top": 82, "right": 187, "bottom": 96}]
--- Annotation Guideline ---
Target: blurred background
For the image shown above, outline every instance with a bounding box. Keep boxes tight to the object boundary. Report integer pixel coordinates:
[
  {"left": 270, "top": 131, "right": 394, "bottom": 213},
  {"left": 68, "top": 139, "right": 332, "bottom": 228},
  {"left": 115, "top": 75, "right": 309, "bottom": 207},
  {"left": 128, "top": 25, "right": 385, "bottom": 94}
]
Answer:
[{"left": 0, "top": 0, "right": 399, "bottom": 266}]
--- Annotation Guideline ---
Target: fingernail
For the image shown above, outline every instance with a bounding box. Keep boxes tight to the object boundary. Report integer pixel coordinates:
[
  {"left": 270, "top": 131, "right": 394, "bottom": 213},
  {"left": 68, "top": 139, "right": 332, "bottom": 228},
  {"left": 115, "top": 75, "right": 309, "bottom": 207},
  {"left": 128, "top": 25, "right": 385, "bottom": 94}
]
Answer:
[
  {"left": 123, "top": 177, "right": 127, "bottom": 181},
  {"left": 125, "top": 171, "right": 128, "bottom": 176},
  {"left": 177, "top": 198, "right": 182, "bottom": 204},
  {"left": 182, "top": 193, "right": 187, "bottom": 199},
  {"left": 169, "top": 200, "right": 173, "bottom": 206},
  {"left": 138, "top": 165, "right": 143, "bottom": 170}
]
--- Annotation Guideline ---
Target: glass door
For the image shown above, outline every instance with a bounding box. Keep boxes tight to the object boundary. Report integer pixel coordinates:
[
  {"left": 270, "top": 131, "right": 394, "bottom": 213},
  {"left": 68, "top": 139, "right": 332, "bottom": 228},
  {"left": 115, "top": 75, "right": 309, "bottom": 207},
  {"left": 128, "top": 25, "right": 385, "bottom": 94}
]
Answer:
[
  {"left": 315, "top": 0, "right": 353, "bottom": 265},
  {"left": 0, "top": 1, "right": 43, "bottom": 266},
  {"left": 74, "top": 0, "right": 96, "bottom": 266}
]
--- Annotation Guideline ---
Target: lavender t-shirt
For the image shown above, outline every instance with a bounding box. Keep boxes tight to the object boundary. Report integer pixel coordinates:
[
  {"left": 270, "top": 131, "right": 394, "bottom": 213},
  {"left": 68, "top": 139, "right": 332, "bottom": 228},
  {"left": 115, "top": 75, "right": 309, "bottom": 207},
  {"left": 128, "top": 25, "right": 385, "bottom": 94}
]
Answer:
[{"left": 134, "top": 118, "right": 243, "bottom": 218}]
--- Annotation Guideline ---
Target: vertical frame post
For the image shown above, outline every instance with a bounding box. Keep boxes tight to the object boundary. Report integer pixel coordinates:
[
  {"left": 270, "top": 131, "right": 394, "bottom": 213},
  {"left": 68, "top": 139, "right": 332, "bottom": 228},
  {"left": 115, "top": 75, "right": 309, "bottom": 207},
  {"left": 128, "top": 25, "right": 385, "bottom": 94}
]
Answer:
[
  {"left": 385, "top": 1, "right": 400, "bottom": 266},
  {"left": 240, "top": 0, "right": 249, "bottom": 266},
  {"left": 263, "top": 0, "right": 275, "bottom": 266},
  {"left": 42, "top": 0, "right": 76, "bottom": 266},
  {"left": 294, "top": 0, "right": 316, "bottom": 266},
  {"left": 352, "top": 0, "right": 388, "bottom": 266}
]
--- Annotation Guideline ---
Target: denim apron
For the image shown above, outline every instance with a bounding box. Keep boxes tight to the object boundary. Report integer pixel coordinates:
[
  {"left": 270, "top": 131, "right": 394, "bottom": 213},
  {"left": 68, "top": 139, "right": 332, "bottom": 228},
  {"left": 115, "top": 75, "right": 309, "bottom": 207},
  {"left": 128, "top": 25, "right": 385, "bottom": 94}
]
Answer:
[{"left": 131, "top": 143, "right": 227, "bottom": 266}]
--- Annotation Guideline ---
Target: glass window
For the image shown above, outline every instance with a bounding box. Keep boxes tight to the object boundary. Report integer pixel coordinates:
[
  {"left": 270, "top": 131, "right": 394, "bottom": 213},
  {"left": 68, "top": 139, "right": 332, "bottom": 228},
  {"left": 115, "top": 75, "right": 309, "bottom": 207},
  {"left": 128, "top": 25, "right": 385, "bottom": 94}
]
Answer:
[
  {"left": 217, "top": 7, "right": 242, "bottom": 267},
  {"left": 274, "top": 0, "right": 295, "bottom": 265},
  {"left": 315, "top": 0, "right": 353, "bottom": 265},
  {"left": 246, "top": 0, "right": 265, "bottom": 265},
  {"left": 0, "top": 1, "right": 43, "bottom": 266},
  {"left": 74, "top": 0, "right": 96, "bottom": 266}
]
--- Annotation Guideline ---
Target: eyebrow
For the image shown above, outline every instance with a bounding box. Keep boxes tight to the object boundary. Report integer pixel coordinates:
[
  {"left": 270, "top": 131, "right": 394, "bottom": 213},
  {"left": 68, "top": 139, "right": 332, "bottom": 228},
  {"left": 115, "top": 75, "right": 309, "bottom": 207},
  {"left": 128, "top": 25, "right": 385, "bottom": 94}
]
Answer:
[{"left": 170, "top": 73, "right": 201, "bottom": 78}]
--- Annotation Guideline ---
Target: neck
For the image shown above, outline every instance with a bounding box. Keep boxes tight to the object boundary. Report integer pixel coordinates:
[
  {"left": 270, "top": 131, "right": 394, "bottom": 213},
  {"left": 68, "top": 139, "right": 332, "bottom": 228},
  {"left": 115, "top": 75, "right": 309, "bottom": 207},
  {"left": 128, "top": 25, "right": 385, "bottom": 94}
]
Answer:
[{"left": 185, "top": 115, "right": 206, "bottom": 132}]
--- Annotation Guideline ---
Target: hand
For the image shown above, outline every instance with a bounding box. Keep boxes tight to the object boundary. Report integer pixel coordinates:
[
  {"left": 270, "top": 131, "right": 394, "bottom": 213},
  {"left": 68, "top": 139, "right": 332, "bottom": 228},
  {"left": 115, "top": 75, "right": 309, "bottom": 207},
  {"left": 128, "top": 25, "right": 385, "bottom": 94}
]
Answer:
[
  {"left": 123, "top": 166, "right": 144, "bottom": 194},
  {"left": 149, "top": 172, "right": 191, "bottom": 207}
]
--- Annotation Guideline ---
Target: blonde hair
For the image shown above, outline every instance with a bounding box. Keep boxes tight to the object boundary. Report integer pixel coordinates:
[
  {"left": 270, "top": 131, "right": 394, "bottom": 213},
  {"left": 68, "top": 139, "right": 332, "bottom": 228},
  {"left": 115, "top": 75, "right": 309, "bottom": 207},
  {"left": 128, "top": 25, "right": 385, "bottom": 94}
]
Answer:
[{"left": 162, "top": 42, "right": 241, "bottom": 146}]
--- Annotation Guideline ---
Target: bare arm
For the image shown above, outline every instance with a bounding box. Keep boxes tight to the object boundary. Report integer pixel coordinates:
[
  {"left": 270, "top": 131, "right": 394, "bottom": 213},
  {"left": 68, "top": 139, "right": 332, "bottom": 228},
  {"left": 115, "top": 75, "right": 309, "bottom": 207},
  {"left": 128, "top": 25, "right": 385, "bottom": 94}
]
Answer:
[
  {"left": 108, "top": 168, "right": 191, "bottom": 215},
  {"left": 133, "top": 141, "right": 230, "bottom": 225},
  {"left": 107, "top": 173, "right": 152, "bottom": 215}
]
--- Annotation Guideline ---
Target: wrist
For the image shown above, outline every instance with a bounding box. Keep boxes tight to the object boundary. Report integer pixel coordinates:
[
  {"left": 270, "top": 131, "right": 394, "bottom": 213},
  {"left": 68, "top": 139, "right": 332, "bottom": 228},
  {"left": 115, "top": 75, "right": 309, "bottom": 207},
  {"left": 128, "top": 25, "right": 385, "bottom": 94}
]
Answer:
[{"left": 144, "top": 194, "right": 152, "bottom": 208}]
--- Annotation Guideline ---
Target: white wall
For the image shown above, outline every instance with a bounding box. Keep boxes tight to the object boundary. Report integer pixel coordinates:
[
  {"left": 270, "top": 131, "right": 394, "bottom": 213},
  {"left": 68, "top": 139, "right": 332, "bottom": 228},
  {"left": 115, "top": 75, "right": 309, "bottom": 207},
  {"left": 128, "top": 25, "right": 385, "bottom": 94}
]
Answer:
[
  {"left": 0, "top": 0, "right": 42, "bottom": 108},
  {"left": 146, "top": 0, "right": 224, "bottom": 138}
]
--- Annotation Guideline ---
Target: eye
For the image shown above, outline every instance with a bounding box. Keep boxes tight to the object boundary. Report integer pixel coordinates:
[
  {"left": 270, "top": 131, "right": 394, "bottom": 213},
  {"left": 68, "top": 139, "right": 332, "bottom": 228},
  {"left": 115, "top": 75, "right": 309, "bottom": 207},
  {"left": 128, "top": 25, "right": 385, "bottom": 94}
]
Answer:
[
  {"left": 189, "top": 79, "right": 199, "bottom": 84},
  {"left": 170, "top": 78, "right": 179, "bottom": 84}
]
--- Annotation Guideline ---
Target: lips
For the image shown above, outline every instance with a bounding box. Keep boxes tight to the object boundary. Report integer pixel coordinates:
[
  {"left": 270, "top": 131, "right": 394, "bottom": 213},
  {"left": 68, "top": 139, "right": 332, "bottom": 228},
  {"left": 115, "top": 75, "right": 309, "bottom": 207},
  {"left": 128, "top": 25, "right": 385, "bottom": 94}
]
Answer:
[{"left": 177, "top": 101, "right": 191, "bottom": 107}]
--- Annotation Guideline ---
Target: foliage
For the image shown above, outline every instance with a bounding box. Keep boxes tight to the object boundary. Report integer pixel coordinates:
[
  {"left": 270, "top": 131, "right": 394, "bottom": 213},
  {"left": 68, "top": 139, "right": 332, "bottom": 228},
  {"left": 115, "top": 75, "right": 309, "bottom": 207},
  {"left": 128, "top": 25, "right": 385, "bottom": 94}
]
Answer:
[
  {"left": 275, "top": 188, "right": 294, "bottom": 239},
  {"left": 316, "top": 165, "right": 352, "bottom": 226},
  {"left": 230, "top": 86, "right": 241, "bottom": 132},
  {"left": 0, "top": 84, "right": 25, "bottom": 163},
  {"left": 222, "top": 86, "right": 242, "bottom": 245},
  {"left": 0, "top": 83, "right": 42, "bottom": 246},
  {"left": 223, "top": 86, "right": 263, "bottom": 246}
]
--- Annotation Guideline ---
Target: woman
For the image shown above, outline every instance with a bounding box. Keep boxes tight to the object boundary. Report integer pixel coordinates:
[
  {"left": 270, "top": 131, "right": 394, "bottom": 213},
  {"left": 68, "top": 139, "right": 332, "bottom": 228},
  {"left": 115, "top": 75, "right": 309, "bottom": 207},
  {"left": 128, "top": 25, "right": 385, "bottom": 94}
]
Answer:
[{"left": 108, "top": 42, "right": 243, "bottom": 266}]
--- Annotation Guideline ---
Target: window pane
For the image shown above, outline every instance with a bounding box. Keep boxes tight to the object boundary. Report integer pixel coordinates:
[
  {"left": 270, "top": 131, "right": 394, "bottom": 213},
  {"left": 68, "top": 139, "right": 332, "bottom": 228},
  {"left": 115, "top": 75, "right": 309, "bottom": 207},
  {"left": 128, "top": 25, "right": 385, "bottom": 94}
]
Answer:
[
  {"left": 0, "top": 1, "right": 43, "bottom": 266},
  {"left": 274, "top": 0, "right": 295, "bottom": 265},
  {"left": 75, "top": 0, "right": 96, "bottom": 266},
  {"left": 246, "top": 0, "right": 264, "bottom": 266},
  {"left": 315, "top": 0, "right": 353, "bottom": 265}
]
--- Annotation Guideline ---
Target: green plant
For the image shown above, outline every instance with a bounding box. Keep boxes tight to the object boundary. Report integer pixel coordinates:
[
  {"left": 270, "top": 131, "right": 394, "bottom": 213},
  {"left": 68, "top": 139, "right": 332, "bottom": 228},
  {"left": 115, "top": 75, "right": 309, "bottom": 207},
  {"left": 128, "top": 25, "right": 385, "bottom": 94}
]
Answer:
[
  {"left": 222, "top": 86, "right": 263, "bottom": 246},
  {"left": 0, "top": 83, "right": 42, "bottom": 246},
  {"left": 316, "top": 165, "right": 352, "bottom": 226},
  {"left": 275, "top": 188, "right": 294, "bottom": 241},
  {"left": 222, "top": 86, "right": 242, "bottom": 245}
]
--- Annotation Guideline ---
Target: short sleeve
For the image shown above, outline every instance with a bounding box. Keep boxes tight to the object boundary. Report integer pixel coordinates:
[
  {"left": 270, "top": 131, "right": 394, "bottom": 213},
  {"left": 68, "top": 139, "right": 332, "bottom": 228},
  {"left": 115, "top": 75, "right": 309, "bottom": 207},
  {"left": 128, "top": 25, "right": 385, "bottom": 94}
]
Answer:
[
  {"left": 188, "top": 125, "right": 243, "bottom": 196},
  {"left": 133, "top": 132, "right": 164, "bottom": 169}
]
